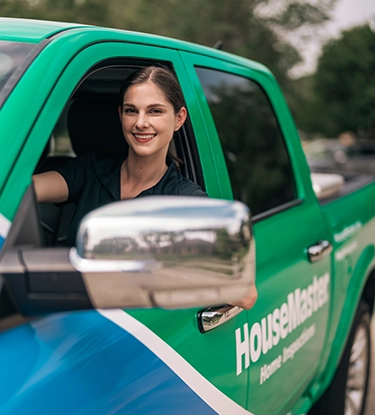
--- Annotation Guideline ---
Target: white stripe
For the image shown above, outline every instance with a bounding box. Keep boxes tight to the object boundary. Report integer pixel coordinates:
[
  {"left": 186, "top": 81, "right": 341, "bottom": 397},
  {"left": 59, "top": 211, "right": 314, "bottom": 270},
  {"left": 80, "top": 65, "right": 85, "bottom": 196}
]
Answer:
[
  {"left": 0, "top": 214, "right": 11, "bottom": 239},
  {"left": 98, "top": 309, "right": 254, "bottom": 415}
]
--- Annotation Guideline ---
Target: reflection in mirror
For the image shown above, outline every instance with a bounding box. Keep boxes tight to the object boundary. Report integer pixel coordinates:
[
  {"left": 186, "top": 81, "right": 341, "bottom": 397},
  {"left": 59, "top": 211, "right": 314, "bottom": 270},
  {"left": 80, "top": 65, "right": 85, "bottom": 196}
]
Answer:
[
  {"left": 196, "top": 67, "right": 295, "bottom": 216},
  {"left": 70, "top": 197, "right": 255, "bottom": 309}
]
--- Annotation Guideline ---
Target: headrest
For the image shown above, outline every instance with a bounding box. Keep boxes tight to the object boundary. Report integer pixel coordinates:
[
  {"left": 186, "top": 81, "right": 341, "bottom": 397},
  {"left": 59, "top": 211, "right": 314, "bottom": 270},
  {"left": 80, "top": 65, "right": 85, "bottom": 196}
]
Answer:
[{"left": 67, "top": 97, "right": 128, "bottom": 157}]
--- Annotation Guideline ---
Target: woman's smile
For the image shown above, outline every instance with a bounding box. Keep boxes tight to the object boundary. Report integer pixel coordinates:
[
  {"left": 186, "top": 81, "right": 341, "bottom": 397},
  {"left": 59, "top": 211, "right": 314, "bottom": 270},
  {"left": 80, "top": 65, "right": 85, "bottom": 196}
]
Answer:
[{"left": 133, "top": 133, "right": 157, "bottom": 143}]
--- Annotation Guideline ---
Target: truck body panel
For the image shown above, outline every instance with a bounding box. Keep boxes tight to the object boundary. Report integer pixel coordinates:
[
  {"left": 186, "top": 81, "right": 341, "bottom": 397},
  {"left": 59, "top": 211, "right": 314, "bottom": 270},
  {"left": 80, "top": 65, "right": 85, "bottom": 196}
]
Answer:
[{"left": 1, "top": 17, "right": 374, "bottom": 415}]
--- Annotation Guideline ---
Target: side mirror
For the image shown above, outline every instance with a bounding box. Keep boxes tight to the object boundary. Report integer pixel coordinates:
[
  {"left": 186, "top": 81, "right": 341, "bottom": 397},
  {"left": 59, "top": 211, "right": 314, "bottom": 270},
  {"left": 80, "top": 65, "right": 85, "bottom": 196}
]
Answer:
[
  {"left": 311, "top": 172, "right": 344, "bottom": 200},
  {"left": 1, "top": 196, "right": 255, "bottom": 314},
  {"left": 71, "top": 196, "right": 255, "bottom": 309}
]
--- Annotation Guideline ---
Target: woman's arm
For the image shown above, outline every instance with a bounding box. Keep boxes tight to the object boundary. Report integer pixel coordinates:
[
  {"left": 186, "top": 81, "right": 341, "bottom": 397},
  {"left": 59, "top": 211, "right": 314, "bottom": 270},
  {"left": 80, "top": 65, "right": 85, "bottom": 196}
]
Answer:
[{"left": 32, "top": 171, "right": 69, "bottom": 204}]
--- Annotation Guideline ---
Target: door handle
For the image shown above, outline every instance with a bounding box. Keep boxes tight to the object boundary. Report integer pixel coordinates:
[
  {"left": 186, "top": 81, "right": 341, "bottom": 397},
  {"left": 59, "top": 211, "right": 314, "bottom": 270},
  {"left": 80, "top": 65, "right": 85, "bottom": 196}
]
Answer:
[
  {"left": 308, "top": 240, "right": 332, "bottom": 262},
  {"left": 198, "top": 304, "right": 243, "bottom": 333}
]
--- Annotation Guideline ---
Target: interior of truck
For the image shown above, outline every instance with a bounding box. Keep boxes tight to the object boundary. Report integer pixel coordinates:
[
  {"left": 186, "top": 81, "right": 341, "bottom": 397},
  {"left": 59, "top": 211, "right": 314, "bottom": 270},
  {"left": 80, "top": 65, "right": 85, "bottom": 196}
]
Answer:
[{"left": 34, "top": 61, "right": 204, "bottom": 248}]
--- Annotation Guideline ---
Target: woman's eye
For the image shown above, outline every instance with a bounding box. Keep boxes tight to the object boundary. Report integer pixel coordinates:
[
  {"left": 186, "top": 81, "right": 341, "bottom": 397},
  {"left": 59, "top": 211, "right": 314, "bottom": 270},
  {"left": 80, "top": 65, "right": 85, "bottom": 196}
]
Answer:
[
  {"left": 150, "top": 108, "right": 162, "bottom": 114},
  {"left": 124, "top": 108, "right": 137, "bottom": 114}
]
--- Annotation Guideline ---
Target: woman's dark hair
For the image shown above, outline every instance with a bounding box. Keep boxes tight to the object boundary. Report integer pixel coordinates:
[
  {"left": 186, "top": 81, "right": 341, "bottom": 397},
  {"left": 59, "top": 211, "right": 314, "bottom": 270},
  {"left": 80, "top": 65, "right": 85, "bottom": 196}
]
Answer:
[{"left": 118, "top": 66, "right": 186, "bottom": 113}]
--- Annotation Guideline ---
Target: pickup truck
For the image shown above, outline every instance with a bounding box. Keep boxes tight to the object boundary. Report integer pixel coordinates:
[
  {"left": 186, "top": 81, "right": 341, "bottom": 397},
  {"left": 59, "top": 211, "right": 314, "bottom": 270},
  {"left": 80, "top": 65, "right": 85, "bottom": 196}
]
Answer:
[{"left": 1, "top": 17, "right": 374, "bottom": 415}]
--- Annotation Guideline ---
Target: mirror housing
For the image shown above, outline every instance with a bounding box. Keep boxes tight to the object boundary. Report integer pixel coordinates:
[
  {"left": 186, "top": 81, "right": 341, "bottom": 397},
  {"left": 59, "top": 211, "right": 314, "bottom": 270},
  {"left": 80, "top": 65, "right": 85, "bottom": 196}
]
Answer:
[
  {"left": 311, "top": 172, "right": 344, "bottom": 200},
  {"left": 72, "top": 196, "right": 255, "bottom": 309},
  {"left": 1, "top": 197, "right": 255, "bottom": 314}
]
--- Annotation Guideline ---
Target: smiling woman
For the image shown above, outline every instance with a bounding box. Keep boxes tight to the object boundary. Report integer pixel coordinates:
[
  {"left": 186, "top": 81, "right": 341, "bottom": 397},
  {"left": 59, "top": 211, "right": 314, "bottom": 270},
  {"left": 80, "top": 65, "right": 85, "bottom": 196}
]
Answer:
[
  {"left": 117, "top": 67, "right": 188, "bottom": 198},
  {"left": 32, "top": 66, "right": 206, "bottom": 246}
]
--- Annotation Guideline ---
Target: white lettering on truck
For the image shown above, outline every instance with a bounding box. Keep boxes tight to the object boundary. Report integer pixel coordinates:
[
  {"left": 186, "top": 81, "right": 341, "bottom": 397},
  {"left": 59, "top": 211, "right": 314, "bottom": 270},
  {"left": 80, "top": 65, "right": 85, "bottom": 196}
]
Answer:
[
  {"left": 236, "top": 272, "right": 329, "bottom": 376},
  {"left": 335, "top": 241, "right": 358, "bottom": 261},
  {"left": 334, "top": 221, "right": 362, "bottom": 243}
]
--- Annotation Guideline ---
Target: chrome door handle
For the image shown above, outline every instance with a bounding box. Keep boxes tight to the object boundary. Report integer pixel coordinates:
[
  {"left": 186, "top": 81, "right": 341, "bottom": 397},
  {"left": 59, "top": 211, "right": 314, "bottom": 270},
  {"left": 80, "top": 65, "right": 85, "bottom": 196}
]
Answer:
[
  {"left": 308, "top": 240, "right": 332, "bottom": 262},
  {"left": 198, "top": 304, "right": 243, "bottom": 333}
]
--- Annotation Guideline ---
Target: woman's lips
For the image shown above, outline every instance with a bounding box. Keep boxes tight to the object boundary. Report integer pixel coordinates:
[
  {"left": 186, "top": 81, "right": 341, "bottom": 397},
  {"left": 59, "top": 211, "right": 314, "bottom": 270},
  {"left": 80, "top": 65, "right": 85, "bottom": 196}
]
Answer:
[{"left": 133, "top": 133, "right": 156, "bottom": 143}]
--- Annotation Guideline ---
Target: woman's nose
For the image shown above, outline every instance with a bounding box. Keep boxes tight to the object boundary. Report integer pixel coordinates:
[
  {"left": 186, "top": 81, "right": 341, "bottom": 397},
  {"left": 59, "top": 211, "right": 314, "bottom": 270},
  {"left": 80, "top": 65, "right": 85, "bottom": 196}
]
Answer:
[{"left": 135, "top": 112, "right": 150, "bottom": 129}]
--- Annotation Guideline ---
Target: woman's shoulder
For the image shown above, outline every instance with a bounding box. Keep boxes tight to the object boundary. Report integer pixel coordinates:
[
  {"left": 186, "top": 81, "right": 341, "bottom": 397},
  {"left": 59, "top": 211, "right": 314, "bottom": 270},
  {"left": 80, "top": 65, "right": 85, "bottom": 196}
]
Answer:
[{"left": 176, "top": 174, "right": 208, "bottom": 197}]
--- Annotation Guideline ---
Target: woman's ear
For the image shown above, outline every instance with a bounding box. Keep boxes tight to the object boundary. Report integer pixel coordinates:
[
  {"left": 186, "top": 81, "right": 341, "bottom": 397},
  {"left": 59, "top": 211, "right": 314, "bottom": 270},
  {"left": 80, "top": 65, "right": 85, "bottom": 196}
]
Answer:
[
  {"left": 175, "top": 107, "right": 187, "bottom": 131},
  {"left": 118, "top": 105, "right": 122, "bottom": 121}
]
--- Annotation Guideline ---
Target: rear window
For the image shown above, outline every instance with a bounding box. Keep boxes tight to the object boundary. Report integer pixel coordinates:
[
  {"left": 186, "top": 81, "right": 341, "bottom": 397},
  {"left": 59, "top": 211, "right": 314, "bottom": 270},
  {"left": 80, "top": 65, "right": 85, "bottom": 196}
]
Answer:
[
  {"left": 0, "top": 40, "right": 36, "bottom": 100},
  {"left": 196, "top": 67, "right": 295, "bottom": 216}
]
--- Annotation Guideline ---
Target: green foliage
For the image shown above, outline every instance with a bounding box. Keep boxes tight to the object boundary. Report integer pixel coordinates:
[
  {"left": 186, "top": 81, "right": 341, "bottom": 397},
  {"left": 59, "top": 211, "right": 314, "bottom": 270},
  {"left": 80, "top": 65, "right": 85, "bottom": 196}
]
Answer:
[
  {"left": 288, "top": 74, "right": 321, "bottom": 137},
  {"left": 0, "top": 0, "right": 34, "bottom": 18},
  {"left": 295, "top": 24, "right": 375, "bottom": 139},
  {"left": 267, "top": 1, "right": 333, "bottom": 30},
  {"left": 109, "top": 0, "right": 303, "bottom": 86},
  {"left": 0, "top": 0, "right": 110, "bottom": 24},
  {"left": 1, "top": 0, "right": 338, "bottom": 137},
  {"left": 1, "top": 0, "right": 334, "bottom": 91}
]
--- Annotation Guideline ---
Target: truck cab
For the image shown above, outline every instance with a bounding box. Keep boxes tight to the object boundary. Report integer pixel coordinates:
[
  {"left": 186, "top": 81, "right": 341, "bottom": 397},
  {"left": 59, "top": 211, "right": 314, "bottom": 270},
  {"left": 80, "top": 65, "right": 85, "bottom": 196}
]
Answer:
[{"left": 0, "top": 18, "right": 374, "bottom": 415}]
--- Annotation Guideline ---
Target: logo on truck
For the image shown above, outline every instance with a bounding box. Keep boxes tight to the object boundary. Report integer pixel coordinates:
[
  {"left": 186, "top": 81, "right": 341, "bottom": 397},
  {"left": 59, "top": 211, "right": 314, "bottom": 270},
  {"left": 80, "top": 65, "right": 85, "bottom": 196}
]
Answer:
[
  {"left": 0, "top": 213, "right": 11, "bottom": 250},
  {"left": 235, "top": 272, "right": 330, "bottom": 378}
]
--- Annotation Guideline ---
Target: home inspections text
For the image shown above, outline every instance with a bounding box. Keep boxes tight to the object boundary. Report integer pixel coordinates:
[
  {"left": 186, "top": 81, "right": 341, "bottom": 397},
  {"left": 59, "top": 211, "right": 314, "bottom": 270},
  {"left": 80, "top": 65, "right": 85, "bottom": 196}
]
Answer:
[{"left": 235, "top": 273, "right": 330, "bottom": 378}]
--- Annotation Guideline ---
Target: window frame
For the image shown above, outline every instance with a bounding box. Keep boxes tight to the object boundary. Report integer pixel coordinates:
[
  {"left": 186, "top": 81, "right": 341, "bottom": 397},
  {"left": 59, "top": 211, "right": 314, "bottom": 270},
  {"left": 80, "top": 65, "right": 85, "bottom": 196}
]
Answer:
[
  {"left": 195, "top": 65, "right": 297, "bottom": 217},
  {"left": 179, "top": 51, "right": 307, "bottom": 221},
  {"left": 1, "top": 42, "right": 215, "bottom": 233},
  {"left": 47, "top": 58, "right": 206, "bottom": 189},
  {"left": 0, "top": 40, "right": 50, "bottom": 108}
]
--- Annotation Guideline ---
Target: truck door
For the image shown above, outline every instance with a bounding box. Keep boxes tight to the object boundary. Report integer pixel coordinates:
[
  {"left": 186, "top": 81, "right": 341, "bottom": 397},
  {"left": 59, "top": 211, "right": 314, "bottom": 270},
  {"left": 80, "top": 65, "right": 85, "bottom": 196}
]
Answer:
[
  {"left": 180, "top": 52, "right": 333, "bottom": 415},
  {"left": 0, "top": 38, "right": 250, "bottom": 413}
]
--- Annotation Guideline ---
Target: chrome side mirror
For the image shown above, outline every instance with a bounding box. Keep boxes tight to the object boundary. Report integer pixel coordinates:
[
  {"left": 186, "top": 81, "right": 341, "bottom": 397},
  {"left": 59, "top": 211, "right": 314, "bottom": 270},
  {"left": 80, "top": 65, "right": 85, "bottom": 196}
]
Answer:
[
  {"left": 311, "top": 172, "right": 344, "bottom": 200},
  {"left": 70, "top": 196, "right": 255, "bottom": 309}
]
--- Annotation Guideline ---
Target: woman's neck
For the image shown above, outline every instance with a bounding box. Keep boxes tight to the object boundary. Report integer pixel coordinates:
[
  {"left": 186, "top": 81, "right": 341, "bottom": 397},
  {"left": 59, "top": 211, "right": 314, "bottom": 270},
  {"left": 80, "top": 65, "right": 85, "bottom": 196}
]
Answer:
[{"left": 121, "top": 151, "right": 168, "bottom": 188}]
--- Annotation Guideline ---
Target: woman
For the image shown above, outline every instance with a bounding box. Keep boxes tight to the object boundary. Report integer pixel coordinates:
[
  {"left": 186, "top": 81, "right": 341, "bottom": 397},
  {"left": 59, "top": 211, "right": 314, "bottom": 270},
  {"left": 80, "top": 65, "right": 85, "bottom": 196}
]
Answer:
[
  {"left": 33, "top": 66, "right": 257, "bottom": 309},
  {"left": 33, "top": 67, "right": 206, "bottom": 246}
]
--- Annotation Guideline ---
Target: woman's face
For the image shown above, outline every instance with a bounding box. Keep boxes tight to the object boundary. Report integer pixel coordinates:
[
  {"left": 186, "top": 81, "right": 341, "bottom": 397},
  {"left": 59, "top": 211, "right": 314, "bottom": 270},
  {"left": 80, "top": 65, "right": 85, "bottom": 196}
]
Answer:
[{"left": 119, "top": 81, "right": 186, "bottom": 159}]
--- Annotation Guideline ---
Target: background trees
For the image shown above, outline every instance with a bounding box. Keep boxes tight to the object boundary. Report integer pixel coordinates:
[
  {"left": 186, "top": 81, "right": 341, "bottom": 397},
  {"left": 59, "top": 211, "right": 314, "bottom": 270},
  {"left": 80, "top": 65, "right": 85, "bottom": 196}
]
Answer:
[
  {"left": 303, "top": 24, "right": 375, "bottom": 140},
  {"left": 0, "top": 0, "right": 334, "bottom": 91},
  {"left": 3, "top": 0, "right": 373, "bottom": 140}
]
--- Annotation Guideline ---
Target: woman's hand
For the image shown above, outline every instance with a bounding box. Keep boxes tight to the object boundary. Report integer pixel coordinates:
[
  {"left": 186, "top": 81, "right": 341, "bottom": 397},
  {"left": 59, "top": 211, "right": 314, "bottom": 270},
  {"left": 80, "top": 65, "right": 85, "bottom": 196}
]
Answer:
[{"left": 232, "top": 285, "right": 258, "bottom": 310}]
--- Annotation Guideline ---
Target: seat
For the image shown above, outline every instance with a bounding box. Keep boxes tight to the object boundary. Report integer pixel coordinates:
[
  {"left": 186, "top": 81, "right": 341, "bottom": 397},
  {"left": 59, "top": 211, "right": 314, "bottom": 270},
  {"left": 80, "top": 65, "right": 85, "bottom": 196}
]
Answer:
[
  {"left": 68, "top": 97, "right": 128, "bottom": 157},
  {"left": 36, "top": 96, "right": 129, "bottom": 246},
  {"left": 68, "top": 96, "right": 181, "bottom": 166}
]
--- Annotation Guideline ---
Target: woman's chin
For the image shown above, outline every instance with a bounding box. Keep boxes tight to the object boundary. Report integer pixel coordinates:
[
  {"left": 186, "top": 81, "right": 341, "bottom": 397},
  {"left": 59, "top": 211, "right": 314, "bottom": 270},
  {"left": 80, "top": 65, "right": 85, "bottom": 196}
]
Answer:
[{"left": 129, "top": 144, "right": 169, "bottom": 159}]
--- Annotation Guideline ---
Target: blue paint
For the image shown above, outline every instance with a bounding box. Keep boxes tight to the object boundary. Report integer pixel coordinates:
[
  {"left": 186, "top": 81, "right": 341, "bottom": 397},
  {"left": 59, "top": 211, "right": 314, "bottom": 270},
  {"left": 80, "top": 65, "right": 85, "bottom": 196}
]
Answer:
[
  {"left": 0, "top": 235, "right": 4, "bottom": 250},
  {"left": 0, "top": 310, "right": 217, "bottom": 415}
]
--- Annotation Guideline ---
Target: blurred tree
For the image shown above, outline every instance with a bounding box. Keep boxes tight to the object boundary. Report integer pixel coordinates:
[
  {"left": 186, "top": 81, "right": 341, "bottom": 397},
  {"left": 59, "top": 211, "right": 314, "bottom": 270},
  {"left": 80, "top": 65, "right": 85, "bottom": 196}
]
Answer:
[
  {"left": 0, "top": 0, "right": 110, "bottom": 24},
  {"left": 294, "top": 24, "right": 375, "bottom": 140},
  {"left": 1, "top": 0, "right": 335, "bottom": 91},
  {"left": 289, "top": 74, "right": 317, "bottom": 137},
  {"left": 109, "top": 0, "right": 335, "bottom": 91},
  {"left": 0, "top": 0, "right": 33, "bottom": 17}
]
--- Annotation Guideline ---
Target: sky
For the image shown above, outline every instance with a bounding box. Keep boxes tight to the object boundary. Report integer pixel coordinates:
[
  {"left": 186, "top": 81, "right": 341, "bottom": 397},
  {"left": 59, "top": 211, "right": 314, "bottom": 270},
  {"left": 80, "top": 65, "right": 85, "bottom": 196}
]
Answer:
[{"left": 290, "top": 0, "right": 375, "bottom": 78}]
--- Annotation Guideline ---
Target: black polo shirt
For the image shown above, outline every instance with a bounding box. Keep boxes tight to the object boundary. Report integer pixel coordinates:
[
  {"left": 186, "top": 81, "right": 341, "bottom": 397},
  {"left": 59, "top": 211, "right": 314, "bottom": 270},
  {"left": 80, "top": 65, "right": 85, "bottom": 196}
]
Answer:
[{"left": 54, "top": 153, "right": 207, "bottom": 246}]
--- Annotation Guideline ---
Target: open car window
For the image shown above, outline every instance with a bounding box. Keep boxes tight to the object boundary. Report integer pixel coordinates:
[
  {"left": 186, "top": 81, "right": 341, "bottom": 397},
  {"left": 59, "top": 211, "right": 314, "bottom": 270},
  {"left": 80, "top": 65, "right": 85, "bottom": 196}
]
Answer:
[{"left": 35, "top": 61, "right": 205, "bottom": 247}]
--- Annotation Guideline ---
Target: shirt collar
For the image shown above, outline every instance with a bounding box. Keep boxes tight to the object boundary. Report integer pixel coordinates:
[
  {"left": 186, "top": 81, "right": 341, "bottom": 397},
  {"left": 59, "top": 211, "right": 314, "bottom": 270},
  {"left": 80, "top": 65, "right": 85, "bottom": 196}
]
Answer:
[
  {"left": 137, "top": 159, "right": 180, "bottom": 197},
  {"left": 94, "top": 155, "right": 124, "bottom": 200},
  {"left": 94, "top": 156, "right": 179, "bottom": 200}
]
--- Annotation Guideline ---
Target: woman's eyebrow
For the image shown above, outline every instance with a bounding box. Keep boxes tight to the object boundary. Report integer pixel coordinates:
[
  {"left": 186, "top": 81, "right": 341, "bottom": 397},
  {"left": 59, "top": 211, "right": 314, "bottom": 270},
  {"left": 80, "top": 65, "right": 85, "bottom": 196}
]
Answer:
[
  {"left": 123, "top": 102, "right": 168, "bottom": 108},
  {"left": 147, "top": 103, "right": 168, "bottom": 108}
]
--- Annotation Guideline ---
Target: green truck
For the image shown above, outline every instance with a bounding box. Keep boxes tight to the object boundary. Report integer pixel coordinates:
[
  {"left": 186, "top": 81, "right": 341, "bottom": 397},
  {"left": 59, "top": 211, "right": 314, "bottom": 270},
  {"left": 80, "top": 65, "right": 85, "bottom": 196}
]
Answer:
[{"left": 0, "top": 17, "right": 374, "bottom": 415}]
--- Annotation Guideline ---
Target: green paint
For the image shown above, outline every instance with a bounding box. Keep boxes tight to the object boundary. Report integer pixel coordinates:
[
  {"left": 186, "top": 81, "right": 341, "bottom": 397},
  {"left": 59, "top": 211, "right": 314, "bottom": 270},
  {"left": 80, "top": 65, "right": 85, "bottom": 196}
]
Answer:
[{"left": 1, "top": 17, "right": 375, "bottom": 415}]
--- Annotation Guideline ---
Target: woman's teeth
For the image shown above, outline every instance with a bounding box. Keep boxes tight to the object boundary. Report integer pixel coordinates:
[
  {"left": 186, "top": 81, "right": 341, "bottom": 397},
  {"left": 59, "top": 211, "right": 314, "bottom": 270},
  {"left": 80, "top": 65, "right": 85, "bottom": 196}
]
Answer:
[{"left": 134, "top": 134, "right": 155, "bottom": 139}]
